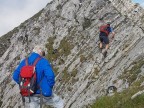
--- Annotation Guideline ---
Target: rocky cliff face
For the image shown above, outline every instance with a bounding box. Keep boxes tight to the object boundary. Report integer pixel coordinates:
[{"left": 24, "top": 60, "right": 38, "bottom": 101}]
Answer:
[{"left": 0, "top": 0, "right": 144, "bottom": 108}]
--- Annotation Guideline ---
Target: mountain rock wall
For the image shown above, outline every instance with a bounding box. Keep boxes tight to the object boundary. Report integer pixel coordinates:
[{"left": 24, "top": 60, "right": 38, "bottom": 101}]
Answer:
[{"left": 0, "top": 0, "right": 144, "bottom": 108}]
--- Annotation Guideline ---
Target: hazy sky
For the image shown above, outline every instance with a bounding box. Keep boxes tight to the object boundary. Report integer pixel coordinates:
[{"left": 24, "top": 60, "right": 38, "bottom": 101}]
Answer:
[
  {"left": 0, "top": 0, "right": 143, "bottom": 36},
  {"left": 0, "top": 0, "right": 53, "bottom": 36},
  {"left": 133, "top": 0, "right": 144, "bottom": 7}
]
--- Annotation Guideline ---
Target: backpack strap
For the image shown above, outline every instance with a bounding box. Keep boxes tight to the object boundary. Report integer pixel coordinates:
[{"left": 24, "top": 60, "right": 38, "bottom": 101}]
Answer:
[
  {"left": 33, "top": 57, "right": 42, "bottom": 66},
  {"left": 25, "top": 58, "right": 29, "bottom": 66}
]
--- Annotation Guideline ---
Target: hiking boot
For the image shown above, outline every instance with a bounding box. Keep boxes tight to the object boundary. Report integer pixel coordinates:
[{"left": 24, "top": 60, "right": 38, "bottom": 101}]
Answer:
[
  {"left": 103, "top": 50, "right": 107, "bottom": 58},
  {"left": 99, "top": 47, "right": 103, "bottom": 53}
]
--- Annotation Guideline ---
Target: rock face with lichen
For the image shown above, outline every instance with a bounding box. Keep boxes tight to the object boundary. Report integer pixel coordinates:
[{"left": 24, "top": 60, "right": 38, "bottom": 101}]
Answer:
[{"left": 0, "top": 0, "right": 144, "bottom": 108}]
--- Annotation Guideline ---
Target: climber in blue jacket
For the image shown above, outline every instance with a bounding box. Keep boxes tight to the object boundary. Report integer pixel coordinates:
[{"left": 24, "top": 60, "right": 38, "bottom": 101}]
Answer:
[{"left": 13, "top": 45, "right": 55, "bottom": 97}]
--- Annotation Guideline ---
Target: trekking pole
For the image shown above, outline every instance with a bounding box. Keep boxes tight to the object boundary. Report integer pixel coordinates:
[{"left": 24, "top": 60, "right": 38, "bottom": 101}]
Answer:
[
  {"left": 40, "top": 88, "right": 43, "bottom": 108},
  {"left": 22, "top": 96, "right": 25, "bottom": 107},
  {"left": 28, "top": 85, "right": 31, "bottom": 103},
  {"left": 20, "top": 83, "right": 25, "bottom": 107}
]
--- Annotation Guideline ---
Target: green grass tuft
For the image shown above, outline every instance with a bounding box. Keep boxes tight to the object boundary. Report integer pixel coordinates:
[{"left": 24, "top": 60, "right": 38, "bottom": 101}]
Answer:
[{"left": 45, "top": 36, "right": 74, "bottom": 62}]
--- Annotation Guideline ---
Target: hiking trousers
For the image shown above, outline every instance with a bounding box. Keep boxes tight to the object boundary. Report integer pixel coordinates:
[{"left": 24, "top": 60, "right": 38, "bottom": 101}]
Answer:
[{"left": 24, "top": 94, "right": 64, "bottom": 108}]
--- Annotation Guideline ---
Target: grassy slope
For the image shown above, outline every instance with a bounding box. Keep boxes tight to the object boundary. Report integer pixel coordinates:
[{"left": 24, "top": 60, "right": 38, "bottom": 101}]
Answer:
[
  {"left": 91, "top": 58, "right": 144, "bottom": 108},
  {"left": 91, "top": 84, "right": 144, "bottom": 108}
]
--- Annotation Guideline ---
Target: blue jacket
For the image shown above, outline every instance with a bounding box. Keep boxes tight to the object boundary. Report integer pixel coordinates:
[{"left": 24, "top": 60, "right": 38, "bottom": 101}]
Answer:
[{"left": 13, "top": 52, "right": 55, "bottom": 97}]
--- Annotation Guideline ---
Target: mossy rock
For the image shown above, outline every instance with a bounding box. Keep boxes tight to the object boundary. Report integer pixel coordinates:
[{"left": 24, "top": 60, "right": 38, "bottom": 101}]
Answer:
[
  {"left": 82, "top": 18, "right": 92, "bottom": 30},
  {"left": 0, "top": 27, "right": 18, "bottom": 57},
  {"left": 0, "top": 100, "right": 2, "bottom": 107},
  {"left": 120, "top": 59, "right": 144, "bottom": 84},
  {"left": 46, "top": 36, "right": 74, "bottom": 63}
]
